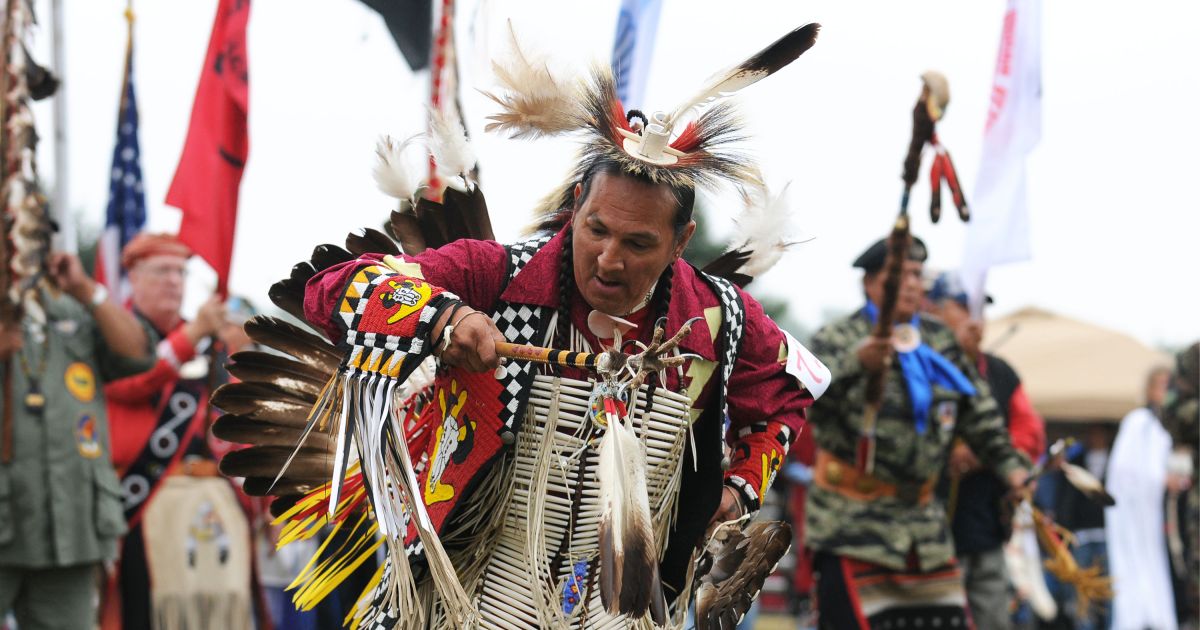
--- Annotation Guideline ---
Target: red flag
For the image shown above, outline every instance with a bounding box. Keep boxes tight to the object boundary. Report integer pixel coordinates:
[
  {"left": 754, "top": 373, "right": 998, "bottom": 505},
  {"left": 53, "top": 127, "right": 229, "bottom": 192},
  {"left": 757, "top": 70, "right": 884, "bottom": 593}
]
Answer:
[{"left": 166, "top": 0, "right": 250, "bottom": 295}]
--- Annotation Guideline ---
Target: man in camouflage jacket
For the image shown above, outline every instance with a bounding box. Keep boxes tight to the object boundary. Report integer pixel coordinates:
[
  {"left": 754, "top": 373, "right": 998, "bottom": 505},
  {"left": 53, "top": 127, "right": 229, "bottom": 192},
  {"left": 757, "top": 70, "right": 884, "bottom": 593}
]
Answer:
[{"left": 804, "top": 236, "right": 1029, "bottom": 629}]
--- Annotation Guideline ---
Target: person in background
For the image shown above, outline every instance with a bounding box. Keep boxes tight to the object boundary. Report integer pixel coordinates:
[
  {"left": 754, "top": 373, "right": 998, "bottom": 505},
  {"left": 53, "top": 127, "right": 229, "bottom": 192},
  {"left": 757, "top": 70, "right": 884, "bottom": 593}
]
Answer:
[
  {"left": 101, "top": 233, "right": 253, "bottom": 630},
  {"left": 806, "top": 237, "right": 1029, "bottom": 629},
  {"left": 1053, "top": 424, "right": 1114, "bottom": 630},
  {"left": 923, "top": 270, "right": 1046, "bottom": 630},
  {"left": 1164, "top": 343, "right": 1198, "bottom": 629},
  {"left": 784, "top": 427, "right": 818, "bottom": 630},
  {"left": 0, "top": 252, "right": 153, "bottom": 629},
  {"left": 1106, "top": 366, "right": 1178, "bottom": 630}
]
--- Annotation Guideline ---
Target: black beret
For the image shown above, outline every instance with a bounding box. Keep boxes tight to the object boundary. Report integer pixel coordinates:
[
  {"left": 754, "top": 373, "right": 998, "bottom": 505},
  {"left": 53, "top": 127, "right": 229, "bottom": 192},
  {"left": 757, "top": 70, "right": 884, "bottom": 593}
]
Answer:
[{"left": 853, "top": 235, "right": 928, "bottom": 273}]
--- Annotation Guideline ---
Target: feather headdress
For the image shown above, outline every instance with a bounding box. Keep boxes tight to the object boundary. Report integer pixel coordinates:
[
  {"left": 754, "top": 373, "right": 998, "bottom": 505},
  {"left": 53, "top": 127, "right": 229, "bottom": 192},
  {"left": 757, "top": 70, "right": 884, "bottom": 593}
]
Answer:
[{"left": 483, "top": 22, "right": 820, "bottom": 221}]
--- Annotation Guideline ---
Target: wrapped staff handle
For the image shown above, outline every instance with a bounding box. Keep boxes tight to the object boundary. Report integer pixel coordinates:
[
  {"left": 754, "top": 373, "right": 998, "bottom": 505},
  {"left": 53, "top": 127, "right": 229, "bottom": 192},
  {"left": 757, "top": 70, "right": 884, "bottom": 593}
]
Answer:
[
  {"left": 494, "top": 317, "right": 696, "bottom": 380},
  {"left": 495, "top": 341, "right": 603, "bottom": 371}
]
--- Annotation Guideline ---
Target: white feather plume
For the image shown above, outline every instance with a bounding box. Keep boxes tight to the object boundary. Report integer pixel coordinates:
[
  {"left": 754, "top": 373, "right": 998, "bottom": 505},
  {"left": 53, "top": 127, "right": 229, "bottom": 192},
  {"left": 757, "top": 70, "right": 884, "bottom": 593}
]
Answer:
[
  {"left": 731, "top": 181, "right": 797, "bottom": 278},
  {"left": 482, "top": 21, "right": 581, "bottom": 139},
  {"left": 428, "top": 107, "right": 477, "bottom": 190},
  {"left": 372, "top": 134, "right": 420, "bottom": 202}
]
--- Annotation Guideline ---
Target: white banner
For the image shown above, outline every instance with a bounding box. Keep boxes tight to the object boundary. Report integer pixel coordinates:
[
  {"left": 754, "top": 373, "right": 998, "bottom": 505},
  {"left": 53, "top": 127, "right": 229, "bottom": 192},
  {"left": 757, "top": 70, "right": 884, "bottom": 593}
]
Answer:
[
  {"left": 962, "top": 0, "right": 1042, "bottom": 313},
  {"left": 610, "top": 0, "right": 662, "bottom": 111}
]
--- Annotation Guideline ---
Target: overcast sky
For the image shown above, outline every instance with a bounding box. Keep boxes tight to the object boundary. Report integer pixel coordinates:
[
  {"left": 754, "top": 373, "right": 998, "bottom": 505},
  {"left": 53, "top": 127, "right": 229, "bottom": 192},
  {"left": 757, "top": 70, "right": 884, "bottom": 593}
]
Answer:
[{"left": 31, "top": 0, "right": 1199, "bottom": 349}]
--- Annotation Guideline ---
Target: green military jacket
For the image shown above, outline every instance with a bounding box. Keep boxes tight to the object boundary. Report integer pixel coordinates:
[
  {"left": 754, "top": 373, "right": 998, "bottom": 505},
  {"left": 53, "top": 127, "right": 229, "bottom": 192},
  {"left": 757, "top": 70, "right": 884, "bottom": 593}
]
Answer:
[
  {"left": 0, "top": 290, "right": 154, "bottom": 568},
  {"left": 805, "top": 308, "right": 1024, "bottom": 572}
]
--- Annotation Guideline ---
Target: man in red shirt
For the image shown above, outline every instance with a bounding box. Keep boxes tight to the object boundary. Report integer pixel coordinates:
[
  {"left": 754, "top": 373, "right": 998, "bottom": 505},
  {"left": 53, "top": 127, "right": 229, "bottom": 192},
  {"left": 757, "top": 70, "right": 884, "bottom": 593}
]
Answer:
[{"left": 103, "top": 233, "right": 246, "bottom": 630}]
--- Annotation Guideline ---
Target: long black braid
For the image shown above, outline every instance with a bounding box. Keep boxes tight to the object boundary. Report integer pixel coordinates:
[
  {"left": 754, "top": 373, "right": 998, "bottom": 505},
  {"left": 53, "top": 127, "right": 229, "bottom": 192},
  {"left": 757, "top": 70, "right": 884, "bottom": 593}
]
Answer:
[{"left": 556, "top": 222, "right": 575, "bottom": 350}]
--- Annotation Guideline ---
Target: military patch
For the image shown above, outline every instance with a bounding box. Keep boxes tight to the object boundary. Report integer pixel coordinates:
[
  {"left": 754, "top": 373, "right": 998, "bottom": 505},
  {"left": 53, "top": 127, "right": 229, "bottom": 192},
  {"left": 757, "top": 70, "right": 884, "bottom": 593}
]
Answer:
[
  {"left": 76, "top": 414, "right": 102, "bottom": 459},
  {"left": 64, "top": 361, "right": 96, "bottom": 402},
  {"left": 937, "top": 400, "right": 958, "bottom": 431}
]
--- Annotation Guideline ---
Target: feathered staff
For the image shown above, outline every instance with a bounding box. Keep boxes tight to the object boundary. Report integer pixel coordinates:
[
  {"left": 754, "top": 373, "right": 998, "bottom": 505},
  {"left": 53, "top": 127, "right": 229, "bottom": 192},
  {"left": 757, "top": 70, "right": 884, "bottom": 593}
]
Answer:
[
  {"left": 1, "top": 0, "right": 57, "bottom": 465},
  {"left": 857, "top": 71, "right": 968, "bottom": 474},
  {"left": 0, "top": 0, "right": 54, "bottom": 325}
]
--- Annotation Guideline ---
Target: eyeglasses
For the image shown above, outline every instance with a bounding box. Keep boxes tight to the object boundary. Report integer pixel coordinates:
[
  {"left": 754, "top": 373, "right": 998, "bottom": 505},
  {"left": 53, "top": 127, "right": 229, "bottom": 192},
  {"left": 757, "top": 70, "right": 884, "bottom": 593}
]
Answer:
[{"left": 137, "top": 264, "right": 188, "bottom": 279}]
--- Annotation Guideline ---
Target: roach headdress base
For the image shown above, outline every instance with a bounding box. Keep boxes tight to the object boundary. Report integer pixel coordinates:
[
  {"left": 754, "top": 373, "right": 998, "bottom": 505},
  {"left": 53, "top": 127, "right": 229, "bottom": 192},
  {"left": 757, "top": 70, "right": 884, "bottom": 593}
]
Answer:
[{"left": 483, "top": 23, "right": 821, "bottom": 221}]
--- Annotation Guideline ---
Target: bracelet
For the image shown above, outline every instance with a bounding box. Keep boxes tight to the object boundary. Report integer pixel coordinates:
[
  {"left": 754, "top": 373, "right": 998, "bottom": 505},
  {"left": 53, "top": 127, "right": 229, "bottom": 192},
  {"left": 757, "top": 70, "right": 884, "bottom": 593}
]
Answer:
[
  {"left": 89, "top": 283, "right": 109, "bottom": 310},
  {"left": 438, "top": 307, "right": 491, "bottom": 354},
  {"left": 437, "top": 303, "right": 467, "bottom": 354},
  {"left": 452, "top": 310, "right": 490, "bottom": 328}
]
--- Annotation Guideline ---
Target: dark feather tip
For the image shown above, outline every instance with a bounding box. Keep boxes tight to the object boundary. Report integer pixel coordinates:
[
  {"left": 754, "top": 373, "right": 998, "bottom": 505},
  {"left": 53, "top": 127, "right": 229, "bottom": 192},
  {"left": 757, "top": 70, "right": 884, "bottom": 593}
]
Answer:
[
  {"left": 744, "top": 23, "right": 821, "bottom": 75},
  {"left": 346, "top": 227, "right": 400, "bottom": 257},
  {"left": 310, "top": 244, "right": 355, "bottom": 272}
]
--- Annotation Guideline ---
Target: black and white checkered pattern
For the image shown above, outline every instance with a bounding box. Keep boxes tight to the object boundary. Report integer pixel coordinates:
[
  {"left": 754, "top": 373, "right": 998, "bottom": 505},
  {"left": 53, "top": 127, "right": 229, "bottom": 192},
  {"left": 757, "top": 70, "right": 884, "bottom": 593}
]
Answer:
[
  {"left": 701, "top": 273, "right": 746, "bottom": 425},
  {"left": 491, "top": 234, "right": 554, "bottom": 430}
]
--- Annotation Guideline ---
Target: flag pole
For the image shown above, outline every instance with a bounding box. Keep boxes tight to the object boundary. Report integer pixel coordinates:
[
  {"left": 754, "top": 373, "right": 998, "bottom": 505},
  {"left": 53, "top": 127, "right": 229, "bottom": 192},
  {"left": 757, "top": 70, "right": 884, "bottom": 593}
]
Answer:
[{"left": 50, "top": 0, "right": 72, "bottom": 253}]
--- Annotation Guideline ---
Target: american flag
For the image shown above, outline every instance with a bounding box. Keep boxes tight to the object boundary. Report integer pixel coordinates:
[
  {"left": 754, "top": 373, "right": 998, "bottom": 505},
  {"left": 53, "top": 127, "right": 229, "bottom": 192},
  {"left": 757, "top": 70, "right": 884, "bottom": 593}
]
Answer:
[{"left": 95, "top": 51, "right": 147, "bottom": 302}]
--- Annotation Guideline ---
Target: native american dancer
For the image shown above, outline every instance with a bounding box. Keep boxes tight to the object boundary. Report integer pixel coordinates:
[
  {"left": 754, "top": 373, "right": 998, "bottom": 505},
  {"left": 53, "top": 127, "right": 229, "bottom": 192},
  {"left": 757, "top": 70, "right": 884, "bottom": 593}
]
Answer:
[{"left": 216, "top": 23, "right": 827, "bottom": 630}]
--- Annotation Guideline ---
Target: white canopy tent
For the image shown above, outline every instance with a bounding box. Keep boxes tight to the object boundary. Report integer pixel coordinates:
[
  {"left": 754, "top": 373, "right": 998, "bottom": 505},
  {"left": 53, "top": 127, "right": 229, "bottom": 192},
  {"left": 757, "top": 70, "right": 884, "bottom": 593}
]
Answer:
[{"left": 982, "top": 307, "right": 1171, "bottom": 422}]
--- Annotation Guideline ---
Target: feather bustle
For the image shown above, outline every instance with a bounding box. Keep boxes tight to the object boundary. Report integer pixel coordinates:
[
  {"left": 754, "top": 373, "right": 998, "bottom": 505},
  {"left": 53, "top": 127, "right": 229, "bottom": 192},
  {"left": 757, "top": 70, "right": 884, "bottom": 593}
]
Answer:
[
  {"left": 267, "top": 278, "right": 307, "bottom": 323},
  {"left": 309, "top": 243, "right": 354, "bottom": 271},
  {"left": 345, "top": 228, "right": 400, "bottom": 257},
  {"left": 219, "top": 445, "right": 333, "bottom": 480},
  {"left": 388, "top": 205, "right": 428, "bottom": 255},
  {"left": 243, "top": 317, "right": 341, "bottom": 373},
  {"left": 210, "top": 382, "right": 313, "bottom": 427},
  {"left": 211, "top": 414, "right": 332, "bottom": 450},
  {"left": 226, "top": 350, "right": 328, "bottom": 399}
]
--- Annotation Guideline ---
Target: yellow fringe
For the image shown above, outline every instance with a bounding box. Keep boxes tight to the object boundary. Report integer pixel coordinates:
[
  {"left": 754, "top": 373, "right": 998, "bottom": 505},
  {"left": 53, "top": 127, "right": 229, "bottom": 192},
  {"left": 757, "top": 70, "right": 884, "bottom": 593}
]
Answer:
[
  {"left": 289, "top": 509, "right": 383, "bottom": 611},
  {"left": 346, "top": 561, "right": 387, "bottom": 628}
]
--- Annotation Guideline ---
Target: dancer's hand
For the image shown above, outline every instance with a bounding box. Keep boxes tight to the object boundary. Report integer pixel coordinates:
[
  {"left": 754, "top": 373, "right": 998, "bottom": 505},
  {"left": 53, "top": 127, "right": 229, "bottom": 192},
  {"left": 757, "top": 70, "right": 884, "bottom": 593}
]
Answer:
[{"left": 434, "top": 307, "right": 505, "bottom": 372}]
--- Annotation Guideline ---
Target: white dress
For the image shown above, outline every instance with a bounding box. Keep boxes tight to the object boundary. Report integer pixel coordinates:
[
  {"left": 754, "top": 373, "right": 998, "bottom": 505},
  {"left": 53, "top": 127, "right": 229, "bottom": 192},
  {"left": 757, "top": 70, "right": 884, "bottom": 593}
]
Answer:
[{"left": 1105, "top": 407, "right": 1177, "bottom": 630}]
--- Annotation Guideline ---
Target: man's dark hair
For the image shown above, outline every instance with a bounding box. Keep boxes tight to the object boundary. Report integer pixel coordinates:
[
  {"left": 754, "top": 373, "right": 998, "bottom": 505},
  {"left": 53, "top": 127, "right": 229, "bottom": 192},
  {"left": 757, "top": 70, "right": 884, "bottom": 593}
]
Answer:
[{"left": 574, "top": 158, "right": 696, "bottom": 241}]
